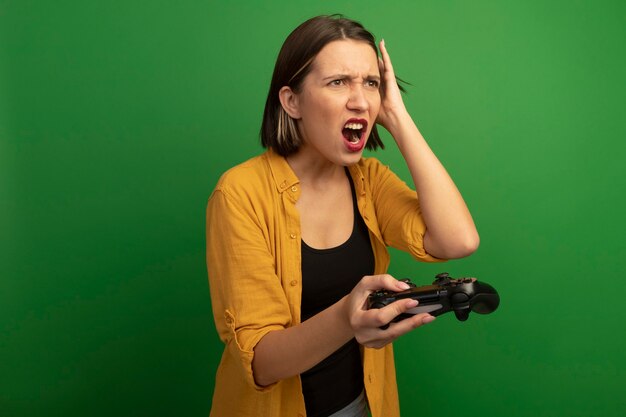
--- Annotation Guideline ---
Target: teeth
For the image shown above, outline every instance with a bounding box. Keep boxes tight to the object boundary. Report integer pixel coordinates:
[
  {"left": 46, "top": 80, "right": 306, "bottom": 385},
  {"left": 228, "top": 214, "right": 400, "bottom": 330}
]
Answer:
[{"left": 344, "top": 122, "right": 364, "bottom": 130}]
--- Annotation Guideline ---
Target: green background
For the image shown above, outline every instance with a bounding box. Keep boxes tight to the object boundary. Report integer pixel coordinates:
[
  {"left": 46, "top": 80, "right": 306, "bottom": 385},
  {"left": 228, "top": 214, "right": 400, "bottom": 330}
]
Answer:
[{"left": 1, "top": 1, "right": 624, "bottom": 416}]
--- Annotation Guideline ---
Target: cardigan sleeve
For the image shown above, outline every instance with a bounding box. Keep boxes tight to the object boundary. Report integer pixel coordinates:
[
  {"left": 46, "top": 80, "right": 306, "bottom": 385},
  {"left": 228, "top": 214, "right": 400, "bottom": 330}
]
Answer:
[
  {"left": 206, "top": 186, "right": 292, "bottom": 391},
  {"left": 364, "top": 158, "right": 446, "bottom": 263}
]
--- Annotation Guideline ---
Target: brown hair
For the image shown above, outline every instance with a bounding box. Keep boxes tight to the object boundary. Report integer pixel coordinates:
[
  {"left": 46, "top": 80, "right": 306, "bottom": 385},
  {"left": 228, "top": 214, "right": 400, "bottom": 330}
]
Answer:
[{"left": 260, "top": 15, "right": 385, "bottom": 156}]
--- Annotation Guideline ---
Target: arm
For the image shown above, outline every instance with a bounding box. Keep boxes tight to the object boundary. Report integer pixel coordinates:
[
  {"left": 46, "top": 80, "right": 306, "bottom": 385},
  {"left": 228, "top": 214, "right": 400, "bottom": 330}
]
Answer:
[
  {"left": 376, "top": 40, "right": 479, "bottom": 259},
  {"left": 253, "top": 274, "right": 435, "bottom": 387}
]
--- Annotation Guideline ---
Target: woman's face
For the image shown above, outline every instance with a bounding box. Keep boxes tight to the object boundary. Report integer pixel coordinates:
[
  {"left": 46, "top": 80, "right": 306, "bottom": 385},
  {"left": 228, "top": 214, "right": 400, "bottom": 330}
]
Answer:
[{"left": 291, "top": 39, "right": 381, "bottom": 167}]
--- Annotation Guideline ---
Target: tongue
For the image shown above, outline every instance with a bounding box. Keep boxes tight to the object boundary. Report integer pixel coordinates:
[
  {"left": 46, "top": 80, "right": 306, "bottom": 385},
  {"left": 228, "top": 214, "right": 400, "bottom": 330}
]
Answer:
[{"left": 343, "top": 128, "right": 360, "bottom": 143}]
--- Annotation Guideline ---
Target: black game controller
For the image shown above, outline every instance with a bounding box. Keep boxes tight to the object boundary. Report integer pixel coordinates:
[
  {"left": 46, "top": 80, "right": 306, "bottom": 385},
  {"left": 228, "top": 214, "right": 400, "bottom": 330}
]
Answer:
[{"left": 368, "top": 273, "right": 500, "bottom": 327}]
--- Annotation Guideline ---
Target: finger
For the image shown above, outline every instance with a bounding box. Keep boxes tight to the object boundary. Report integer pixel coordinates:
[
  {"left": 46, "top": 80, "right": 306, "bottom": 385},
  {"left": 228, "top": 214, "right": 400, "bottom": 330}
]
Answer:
[
  {"left": 379, "top": 39, "right": 395, "bottom": 75},
  {"left": 380, "top": 298, "right": 419, "bottom": 324},
  {"left": 360, "top": 274, "right": 410, "bottom": 293},
  {"left": 352, "top": 275, "right": 412, "bottom": 316},
  {"left": 377, "top": 57, "right": 387, "bottom": 98},
  {"left": 358, "top": 312, "right": 436, "bottom": 348},
  {"left": 362, "top": 297, "right": 419, "bottom": 328},
  {"left": 383, "top": 312, "right": 437, "bottom": 337}
]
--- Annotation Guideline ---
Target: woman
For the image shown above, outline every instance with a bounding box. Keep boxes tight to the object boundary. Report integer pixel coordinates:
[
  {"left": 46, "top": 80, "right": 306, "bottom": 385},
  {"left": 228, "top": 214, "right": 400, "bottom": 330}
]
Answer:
[{"left": 206, "top": 15, "right": 479, "bottom": 417}]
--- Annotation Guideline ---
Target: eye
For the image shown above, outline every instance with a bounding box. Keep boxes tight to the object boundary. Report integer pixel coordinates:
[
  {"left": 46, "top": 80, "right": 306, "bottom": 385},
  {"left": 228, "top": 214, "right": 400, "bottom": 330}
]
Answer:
[
  {"left": 366, "top": 79, "right": 380, "bottom": 88},
  {"left": 329, "top": 79, "right": 346, "bottom": 86}
]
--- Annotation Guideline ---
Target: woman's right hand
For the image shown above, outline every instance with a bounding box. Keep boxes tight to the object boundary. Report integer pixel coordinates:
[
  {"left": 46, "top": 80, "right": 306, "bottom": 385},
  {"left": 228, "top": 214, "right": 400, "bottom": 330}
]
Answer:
[{"left": 344, "top": 274, "right": 436, "bottom": 349}]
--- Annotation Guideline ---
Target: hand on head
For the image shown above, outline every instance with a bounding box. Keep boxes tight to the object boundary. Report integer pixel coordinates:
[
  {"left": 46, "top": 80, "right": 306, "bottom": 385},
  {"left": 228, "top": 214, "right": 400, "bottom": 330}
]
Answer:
[{"left": 375, "top": 40, "right": 410, "bottom": 133}]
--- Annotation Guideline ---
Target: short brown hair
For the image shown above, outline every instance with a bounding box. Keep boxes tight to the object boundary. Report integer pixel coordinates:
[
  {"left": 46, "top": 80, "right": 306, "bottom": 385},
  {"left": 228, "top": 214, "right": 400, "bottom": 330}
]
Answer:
[{"left": 260, "top": 15, "right": 385, "bottom": 156}]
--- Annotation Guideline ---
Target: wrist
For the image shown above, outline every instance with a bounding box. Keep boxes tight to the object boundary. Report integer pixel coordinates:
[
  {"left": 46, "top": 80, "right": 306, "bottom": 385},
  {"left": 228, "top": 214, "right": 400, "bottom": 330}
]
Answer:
[
  {"left": 387, "top": 113, "right": 421, "bottom": 147},
  {"left": 339, "top": 294, "right": 352, "bottom": 324},
  {"left": 336, "top": 295, "right": 356, "bottom": 337},
  {"left": 381, "top": 108, "right": 413, "bottom": 137}
]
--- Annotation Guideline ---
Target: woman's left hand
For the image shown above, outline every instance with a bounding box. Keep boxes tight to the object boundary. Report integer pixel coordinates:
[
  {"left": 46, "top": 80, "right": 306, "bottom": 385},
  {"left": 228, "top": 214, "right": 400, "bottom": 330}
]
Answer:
[
  {"left": 374, "top": 43, "right": 480, "bottom": 261},
  {"left": 376, "top": 39, "right": 410, "bottom": 134}
]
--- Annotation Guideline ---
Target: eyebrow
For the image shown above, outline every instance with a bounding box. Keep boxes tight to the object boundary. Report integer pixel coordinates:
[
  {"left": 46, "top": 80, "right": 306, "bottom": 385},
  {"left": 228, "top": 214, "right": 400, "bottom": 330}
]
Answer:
[{"left": 322, "top": 73, "right": 381, "bottom": 81}]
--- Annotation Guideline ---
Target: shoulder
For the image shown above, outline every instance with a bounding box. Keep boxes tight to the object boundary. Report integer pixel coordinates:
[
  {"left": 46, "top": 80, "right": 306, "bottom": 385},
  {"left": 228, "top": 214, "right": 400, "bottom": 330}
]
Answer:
[
  {"left": 351, "top": 156, "right": 413, "bottom": 199},
  {"left": 357, "top": 156, "right": 388, "bottom": 173},
  {"left": 212, "top": 153, "right": 273, "bottom": 200},
  {"left": 354, "top": 156, "right": 395, "bottom": 183}
]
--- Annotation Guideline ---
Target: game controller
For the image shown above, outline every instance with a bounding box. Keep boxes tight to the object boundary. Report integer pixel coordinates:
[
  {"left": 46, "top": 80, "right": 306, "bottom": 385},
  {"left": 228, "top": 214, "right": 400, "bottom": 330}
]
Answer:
[{"left": 368, "top": 273, "right": 500, "bottom": 328}]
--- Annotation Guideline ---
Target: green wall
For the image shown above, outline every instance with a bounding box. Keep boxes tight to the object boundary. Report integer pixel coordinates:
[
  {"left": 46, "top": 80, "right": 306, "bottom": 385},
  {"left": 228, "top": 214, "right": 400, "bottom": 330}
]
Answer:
[{"left": 1, "top": 1, "right": 624, "bottom": 416}]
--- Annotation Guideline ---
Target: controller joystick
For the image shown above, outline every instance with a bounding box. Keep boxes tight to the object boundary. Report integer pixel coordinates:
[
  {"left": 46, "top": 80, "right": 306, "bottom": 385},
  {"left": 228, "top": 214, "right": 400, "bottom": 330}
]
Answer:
[
  {"left": 434, "top": 272, "right": 452, "bottom": 286},
  {"left": 367, "top": 273, "right": 499, "bottom": 329}
]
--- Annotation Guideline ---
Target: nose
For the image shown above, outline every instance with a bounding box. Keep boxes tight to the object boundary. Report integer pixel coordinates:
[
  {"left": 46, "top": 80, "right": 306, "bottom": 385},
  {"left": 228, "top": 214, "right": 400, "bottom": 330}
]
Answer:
[{"left": 346, "top": 84, "right": 369, "bottom": 112}]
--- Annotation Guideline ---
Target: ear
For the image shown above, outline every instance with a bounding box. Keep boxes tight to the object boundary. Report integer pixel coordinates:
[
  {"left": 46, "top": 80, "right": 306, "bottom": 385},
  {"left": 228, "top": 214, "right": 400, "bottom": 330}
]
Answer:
[{"left": 278, "top": 86, "right": 301, "bottom": 119}]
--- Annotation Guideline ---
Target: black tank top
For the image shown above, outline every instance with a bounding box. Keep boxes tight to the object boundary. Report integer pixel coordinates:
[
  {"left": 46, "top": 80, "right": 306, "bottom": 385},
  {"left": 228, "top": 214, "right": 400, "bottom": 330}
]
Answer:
[{"left": 300, "top": 171, "right": 375, "bottom": 417}]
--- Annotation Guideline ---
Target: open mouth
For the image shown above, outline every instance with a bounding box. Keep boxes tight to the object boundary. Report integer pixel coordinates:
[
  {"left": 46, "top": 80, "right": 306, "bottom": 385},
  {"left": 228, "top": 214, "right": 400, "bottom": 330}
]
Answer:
[{"left": 342, "top": 119, "right": 368, "bottom": 144}]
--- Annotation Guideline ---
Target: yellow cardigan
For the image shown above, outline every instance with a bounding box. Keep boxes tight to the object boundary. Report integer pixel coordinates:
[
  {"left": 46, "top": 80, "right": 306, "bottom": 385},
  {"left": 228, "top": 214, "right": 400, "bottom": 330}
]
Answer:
[{"left": 206, "top": 150, "right": 442, "bottom": 417}]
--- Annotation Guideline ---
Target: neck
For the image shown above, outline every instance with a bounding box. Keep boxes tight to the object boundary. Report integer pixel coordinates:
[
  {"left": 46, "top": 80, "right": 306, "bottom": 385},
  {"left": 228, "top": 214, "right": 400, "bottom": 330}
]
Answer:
[{"left": 286, "top": 148, "right": 346, "bottom": 187}]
